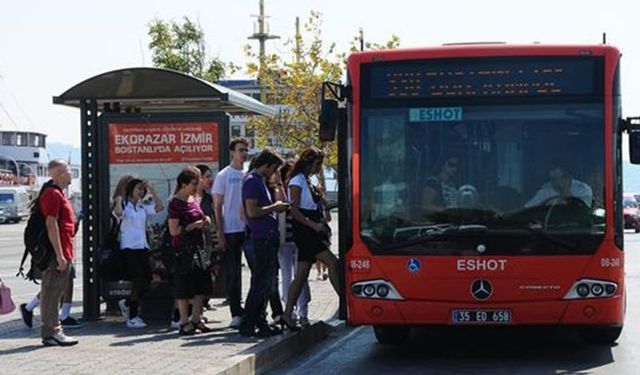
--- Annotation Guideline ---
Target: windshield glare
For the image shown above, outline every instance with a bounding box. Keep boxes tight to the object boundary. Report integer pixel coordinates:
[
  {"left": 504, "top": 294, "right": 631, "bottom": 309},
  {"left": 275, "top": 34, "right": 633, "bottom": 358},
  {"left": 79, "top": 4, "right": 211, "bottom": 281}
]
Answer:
[{"left": 360, "top": 103, "right": 605, "bottom": 255}]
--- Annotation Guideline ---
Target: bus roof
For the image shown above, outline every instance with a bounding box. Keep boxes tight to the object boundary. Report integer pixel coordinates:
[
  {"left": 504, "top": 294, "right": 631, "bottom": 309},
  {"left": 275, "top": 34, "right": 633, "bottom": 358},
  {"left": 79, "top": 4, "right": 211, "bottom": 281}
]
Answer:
[{"left": 349, "top": 44, "right": 620, "bottom": 64}]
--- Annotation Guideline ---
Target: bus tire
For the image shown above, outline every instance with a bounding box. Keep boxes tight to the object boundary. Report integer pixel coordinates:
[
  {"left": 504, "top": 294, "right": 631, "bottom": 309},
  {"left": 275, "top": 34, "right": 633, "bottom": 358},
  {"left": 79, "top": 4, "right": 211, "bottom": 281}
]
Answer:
[
  {"left": 581, "top": 326, "right": 623, "bottom": 345},
  {"left": 373, "top": 326, "right": 409, "bottom": 345}
]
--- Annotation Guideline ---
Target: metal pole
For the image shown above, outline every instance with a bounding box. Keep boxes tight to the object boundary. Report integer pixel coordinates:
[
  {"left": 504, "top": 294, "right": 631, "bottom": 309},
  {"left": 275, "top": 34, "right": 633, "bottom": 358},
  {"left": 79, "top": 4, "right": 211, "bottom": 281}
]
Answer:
[{"left": 80, "top": 98, "right": 100, "bottom": 320}]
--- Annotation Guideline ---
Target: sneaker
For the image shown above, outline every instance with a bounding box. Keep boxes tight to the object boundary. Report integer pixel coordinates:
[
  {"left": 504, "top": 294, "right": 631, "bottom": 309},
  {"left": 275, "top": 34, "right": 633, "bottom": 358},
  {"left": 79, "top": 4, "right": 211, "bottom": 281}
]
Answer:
[
  {"left": 60, "top": 317, "right": 83, "bottom": 329},
  {"left": 126, "top": 316, "right": 147, "bottom": 329},
  {"left": 42, "top": 332, "right": 78, "bottom": 347},
  {"left": 118, "top": 299, "right": 129, "bottom": 321},
  {"left": 20, "top": 303, "right": 33, "bottom": 329},
  {"left": 228, "top": 316, "right": 243, "bottom": 329},
  {"left": 170, "top": 320, "right": 181, "bottom": 329}
]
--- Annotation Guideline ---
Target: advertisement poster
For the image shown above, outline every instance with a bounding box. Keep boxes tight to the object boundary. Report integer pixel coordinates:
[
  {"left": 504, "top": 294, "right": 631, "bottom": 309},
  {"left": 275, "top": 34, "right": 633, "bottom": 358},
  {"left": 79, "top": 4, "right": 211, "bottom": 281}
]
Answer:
[{"left": 108, "top": 121, "right": 219, "bottom": 249}]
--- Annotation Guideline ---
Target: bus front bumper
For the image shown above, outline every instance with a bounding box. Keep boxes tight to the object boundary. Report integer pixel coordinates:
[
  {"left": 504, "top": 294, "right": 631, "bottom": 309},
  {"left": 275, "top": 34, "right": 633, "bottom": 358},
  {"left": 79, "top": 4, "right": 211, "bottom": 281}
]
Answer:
[{"left": 347, "top": 295, "right": 625, "bottom": 326}]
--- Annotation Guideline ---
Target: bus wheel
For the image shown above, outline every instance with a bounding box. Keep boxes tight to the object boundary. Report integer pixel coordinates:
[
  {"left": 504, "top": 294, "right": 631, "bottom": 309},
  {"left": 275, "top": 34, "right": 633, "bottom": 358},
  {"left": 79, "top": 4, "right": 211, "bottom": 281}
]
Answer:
[
  {"left": 373, "top": 326, "right": 409, "bottom": 345},
  {"left": 581, "top": 326, "right": 623, "bottom": 345}
]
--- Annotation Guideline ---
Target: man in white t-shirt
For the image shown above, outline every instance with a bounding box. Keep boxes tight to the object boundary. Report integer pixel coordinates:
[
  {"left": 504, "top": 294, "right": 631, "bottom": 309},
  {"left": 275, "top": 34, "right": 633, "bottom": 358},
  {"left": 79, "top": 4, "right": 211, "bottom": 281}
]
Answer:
[
  {"left": 213, "top": 137, "right": 249, "bottom": 328},
  {"left": 525, "top": 163, "right": 593, "bottom": 208}
]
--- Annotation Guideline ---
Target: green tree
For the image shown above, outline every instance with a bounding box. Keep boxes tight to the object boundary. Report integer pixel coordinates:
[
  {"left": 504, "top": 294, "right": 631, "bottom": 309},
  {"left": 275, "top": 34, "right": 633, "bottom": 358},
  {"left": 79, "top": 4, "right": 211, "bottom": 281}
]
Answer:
[
  {"left": 245, "top": 11, "right": 399, "bottom": 172},
  {"left": 148, "top": 17, "right": 227, "bottom": 82}
]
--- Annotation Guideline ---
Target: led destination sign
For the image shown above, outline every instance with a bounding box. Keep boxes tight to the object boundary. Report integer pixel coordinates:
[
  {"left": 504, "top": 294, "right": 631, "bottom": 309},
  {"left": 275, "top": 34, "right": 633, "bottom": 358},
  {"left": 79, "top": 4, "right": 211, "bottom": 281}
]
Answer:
[{"left": 367, "top": 57, "right": 601, "bottom": 99}]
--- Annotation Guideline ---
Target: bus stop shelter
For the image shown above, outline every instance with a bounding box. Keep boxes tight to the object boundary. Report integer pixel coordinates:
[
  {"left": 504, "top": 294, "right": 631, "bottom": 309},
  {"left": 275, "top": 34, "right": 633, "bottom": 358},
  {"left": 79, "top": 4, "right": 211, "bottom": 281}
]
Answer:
[{"left": 53, "top": 67, "right": 275, "bottom": 319}]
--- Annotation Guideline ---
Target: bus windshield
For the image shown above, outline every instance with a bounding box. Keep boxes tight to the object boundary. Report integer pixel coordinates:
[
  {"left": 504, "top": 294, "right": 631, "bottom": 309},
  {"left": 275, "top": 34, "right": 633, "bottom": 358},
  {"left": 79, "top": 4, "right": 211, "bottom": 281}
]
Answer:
[{"left": 360, "top": 102, "right": 605, "bottom": 255}]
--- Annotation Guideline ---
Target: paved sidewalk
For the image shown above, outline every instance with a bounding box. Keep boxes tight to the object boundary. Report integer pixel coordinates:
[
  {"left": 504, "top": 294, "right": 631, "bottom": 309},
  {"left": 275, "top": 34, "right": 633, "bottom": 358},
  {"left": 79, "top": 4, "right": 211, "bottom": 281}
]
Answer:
[
  {"left": 0, "top": 269, "right": 338, "bottom": 374},
  {"left": 0, "top": 217, "right": 340, "bottom": 374}
]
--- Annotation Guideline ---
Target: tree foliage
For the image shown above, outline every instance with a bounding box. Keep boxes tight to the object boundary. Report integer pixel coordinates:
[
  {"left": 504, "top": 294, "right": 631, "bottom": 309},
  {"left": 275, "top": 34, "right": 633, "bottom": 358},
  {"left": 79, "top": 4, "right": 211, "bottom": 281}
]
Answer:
[
  {"left": 245, "top": 11, "right": 399, "bottom": 171},
  {"left": 148, "top": 17, "right": 227, "bottom": 82}
]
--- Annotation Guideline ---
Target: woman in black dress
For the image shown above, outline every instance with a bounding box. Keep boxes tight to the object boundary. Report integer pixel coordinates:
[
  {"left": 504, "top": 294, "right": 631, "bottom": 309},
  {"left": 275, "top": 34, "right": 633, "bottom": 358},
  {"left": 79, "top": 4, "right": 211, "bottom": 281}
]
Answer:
[{"left": 281, "top": 147, "right": 338, "bottom": 329}]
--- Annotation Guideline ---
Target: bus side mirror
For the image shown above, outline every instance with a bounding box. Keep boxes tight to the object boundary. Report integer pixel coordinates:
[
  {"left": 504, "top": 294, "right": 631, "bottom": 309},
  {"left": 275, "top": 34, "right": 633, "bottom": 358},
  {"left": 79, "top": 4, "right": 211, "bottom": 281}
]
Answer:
[
  {"left": 319, "top": 99, "right": 338, "bottom": 142},
  {"left": 630, "top": 131, "right": 640, "bottom": 164}
]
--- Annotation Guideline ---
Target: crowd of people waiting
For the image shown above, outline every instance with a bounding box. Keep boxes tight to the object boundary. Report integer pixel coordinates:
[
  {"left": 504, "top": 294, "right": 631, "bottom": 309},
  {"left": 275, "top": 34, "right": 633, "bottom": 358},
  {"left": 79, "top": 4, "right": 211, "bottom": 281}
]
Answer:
[{"left": 108, "top": 138, "right": 338, "bottom": 337}]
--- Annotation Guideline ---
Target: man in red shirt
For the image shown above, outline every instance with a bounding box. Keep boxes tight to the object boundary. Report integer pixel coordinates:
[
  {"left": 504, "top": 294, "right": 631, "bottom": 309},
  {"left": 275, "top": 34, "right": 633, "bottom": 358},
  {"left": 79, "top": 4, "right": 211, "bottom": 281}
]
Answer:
[{"left": 40, "top": 159, "right": 78, "bottom": 346}]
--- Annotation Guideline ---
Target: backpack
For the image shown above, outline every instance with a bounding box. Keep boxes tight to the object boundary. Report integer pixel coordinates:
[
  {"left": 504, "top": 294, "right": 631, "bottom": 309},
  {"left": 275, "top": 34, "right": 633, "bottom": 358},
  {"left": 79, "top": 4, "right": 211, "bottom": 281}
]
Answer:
[
  {"left": 17, "top": 181, "right": 62, "bottom": 283},
  {"left": 99, "top": 212, "right": 127, "bottom": 281}
]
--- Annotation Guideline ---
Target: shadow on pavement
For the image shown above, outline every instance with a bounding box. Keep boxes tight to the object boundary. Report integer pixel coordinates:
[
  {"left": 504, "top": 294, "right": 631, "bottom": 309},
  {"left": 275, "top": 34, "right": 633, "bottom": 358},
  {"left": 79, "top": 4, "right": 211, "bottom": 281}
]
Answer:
[
  {"left": 0, "top": 344, "right": 44, "bottom": 356},
  {"left": 368, "top": 326, "right": 614, "bottom": 374}
]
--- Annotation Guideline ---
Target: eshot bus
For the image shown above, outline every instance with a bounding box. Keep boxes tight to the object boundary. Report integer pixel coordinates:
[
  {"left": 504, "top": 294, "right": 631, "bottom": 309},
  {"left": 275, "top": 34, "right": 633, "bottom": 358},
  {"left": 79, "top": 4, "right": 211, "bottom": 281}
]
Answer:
[{"left": 319, "top": 44, "right": 640, "bottom": 345}]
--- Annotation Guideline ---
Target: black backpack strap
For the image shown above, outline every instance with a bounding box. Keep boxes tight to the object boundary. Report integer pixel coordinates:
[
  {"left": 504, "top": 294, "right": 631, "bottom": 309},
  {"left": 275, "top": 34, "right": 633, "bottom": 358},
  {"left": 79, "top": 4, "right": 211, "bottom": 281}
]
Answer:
[
  {"left": 17, "top": 180, "right": 58, "bottom": 278},
  {"left": 16, "top": 248, "right": 29, "bottom": 278}
]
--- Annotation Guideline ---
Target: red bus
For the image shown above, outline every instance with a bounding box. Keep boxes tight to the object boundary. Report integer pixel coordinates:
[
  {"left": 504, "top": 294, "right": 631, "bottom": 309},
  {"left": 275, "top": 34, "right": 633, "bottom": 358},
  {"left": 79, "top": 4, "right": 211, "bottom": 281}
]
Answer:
[{"left": 320, "top": 44, "right": 640, "bottom": 345}]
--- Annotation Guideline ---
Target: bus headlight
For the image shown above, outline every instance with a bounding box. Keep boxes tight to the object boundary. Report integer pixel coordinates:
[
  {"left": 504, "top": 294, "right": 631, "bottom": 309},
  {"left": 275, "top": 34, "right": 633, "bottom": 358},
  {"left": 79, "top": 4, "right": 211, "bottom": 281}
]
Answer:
[
  {"left": 605, "top": 284, "right": 616, "bottom": 295},
  {"left": 351, "top": 279, "right": 404, "bottom": 300},
  {"left": 376, "top": 284, "right": 390, "bottom": 298},
  {"left": 591, "top": 284, "right": 604, "bottom": 296},
  {"left": 564, "top": 279, "right": 617, "bottom": 300},
  {"left": 577, "top": 283, "right": 590, "bottom": 297},
  {"left": 363, "top": 284, "right": 376, "bottom": 297}
]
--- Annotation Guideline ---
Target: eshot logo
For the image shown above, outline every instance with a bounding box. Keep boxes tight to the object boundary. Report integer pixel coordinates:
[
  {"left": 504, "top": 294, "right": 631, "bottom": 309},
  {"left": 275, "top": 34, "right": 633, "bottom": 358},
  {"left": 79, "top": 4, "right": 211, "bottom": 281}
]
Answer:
[{"left": 409, "top": 107, "right": 463, "bottom": 122}]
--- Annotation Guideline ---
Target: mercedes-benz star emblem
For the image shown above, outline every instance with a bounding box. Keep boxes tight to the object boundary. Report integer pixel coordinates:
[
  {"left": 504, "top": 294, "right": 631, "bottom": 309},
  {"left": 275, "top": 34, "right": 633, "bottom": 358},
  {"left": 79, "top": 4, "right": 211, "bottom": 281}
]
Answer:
[{"left": 471, "top": 279, "right": 493, "bottom": 301}]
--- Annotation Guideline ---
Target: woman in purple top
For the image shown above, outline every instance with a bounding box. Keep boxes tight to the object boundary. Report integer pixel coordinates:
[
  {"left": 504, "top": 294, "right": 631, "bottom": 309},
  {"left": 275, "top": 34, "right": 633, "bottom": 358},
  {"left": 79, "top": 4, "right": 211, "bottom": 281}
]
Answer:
[{"left": 167, "top": 167, "right": 213, "bottom": 335}]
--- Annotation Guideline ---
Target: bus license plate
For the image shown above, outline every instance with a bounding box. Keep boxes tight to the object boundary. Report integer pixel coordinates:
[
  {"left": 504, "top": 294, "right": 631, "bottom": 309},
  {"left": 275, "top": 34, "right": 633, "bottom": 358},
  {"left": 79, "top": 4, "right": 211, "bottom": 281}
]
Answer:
[{"left": 451, "top": 309, "right": 512, "bottom": 324}]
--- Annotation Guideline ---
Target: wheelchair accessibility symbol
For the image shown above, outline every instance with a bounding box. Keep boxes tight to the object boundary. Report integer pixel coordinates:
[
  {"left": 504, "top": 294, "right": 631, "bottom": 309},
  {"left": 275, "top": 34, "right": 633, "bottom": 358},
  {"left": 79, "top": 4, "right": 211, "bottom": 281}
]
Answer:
[{"left": 407, "top": 258, "right": 421, "bottom": 274}]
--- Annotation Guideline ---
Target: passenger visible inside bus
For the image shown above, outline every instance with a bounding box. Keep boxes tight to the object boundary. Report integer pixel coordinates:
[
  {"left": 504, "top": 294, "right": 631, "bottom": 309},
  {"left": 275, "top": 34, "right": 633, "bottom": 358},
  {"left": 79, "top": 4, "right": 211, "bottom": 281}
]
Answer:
[{"left": 422, "top": 155, "right": 460, "bottom": 212}]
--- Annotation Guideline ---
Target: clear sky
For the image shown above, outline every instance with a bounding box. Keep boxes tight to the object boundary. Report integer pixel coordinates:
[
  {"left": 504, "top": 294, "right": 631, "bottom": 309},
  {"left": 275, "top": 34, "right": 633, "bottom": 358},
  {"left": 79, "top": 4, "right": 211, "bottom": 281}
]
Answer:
[{"left": 0, "top": 0, "right": 638, "bottom": 146}]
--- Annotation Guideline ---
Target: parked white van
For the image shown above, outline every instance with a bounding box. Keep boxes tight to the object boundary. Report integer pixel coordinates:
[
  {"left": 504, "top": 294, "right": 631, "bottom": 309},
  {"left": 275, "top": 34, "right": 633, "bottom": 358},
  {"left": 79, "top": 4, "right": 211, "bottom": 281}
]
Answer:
[{"left": 0, "top": 186, "right": 30, "bottom": 223}]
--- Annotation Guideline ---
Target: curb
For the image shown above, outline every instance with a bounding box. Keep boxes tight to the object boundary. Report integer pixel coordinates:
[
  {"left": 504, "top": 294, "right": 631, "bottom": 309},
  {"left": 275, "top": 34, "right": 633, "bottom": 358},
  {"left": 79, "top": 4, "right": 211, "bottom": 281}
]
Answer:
[{"left": 214, "top": 316, "right": 345, "bottom": 375}]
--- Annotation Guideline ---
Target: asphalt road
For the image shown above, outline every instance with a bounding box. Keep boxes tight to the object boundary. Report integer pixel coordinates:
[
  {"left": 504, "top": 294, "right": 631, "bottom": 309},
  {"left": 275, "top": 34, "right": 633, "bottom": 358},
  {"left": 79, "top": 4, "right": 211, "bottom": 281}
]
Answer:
[
  {"left": 275, "top": 231, "right": 640, "bottom": 375},
  {"left": 0, "top": 221, "right": 83, "bottom": 302}
]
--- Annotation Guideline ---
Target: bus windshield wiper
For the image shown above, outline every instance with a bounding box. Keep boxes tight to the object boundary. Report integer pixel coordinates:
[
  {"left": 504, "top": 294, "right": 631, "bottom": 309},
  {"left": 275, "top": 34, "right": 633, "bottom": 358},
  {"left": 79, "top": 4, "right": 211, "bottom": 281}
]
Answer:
[
  {"left": 378, "top": 224, "right": 488, "bottom": 251},
  {"left": 524, "top": 226, "right": 579, "bottom": 251}
]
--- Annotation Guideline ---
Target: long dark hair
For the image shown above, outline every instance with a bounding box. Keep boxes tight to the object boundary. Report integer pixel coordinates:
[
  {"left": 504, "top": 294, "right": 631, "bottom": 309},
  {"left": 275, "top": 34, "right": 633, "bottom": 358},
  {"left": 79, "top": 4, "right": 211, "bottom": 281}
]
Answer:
[
  {"left": 112, "top": 175, "right": 134, "bottom": 201},
  {"left": 124, "top": 178, "right": 145, "bottom": 208},
  {"left": 288, "top": 147, "right": 325, "bottom": 202},
  {"left": 174, "top": 167, "right": 201, "bottom": 195},
  {"left": 195, "top": 164, "right": 211, "bottom": 176},
  {"left": 288, "top": 146, "right": 324, "bottom": 181},
  {"left": 252, "top": 147, "right": 283, "bottom": 171}
]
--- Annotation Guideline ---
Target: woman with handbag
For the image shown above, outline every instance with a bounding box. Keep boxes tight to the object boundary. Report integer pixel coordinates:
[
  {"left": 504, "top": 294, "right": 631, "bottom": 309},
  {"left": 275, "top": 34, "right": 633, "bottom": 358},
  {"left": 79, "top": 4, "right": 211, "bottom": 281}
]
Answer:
[
  {"left": 195, "top": 164, "right": 220, "bottom": 312},
  {"left": 113, "top": 177, "right": 164, "bottom": 328},
  {"left": 167, "top": 167, "right": 213, "bottom": 335},
  {"left": 277, "top": 161, "right": 311, "bottom": 326},
  {"left": 281, "top": 147, "right": 339, "bottom": 330}
]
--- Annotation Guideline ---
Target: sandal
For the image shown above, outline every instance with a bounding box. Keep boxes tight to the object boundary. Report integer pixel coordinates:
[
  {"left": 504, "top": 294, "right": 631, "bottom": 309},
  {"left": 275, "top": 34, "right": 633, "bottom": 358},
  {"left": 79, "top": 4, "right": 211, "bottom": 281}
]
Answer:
[
  {"left": 191, "top": 320, "right": 212, "bottom": 333},
  {"left": 179, "top": 321, "right": 196, "bottom": 335}
]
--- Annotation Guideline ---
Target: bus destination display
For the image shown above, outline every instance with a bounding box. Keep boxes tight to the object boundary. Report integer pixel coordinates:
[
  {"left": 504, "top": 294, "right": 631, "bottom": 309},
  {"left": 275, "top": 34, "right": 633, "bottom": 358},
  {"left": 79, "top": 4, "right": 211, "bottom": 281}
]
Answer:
[{"left": 368, "top": 57, "right": 600, "bottom": 99}]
